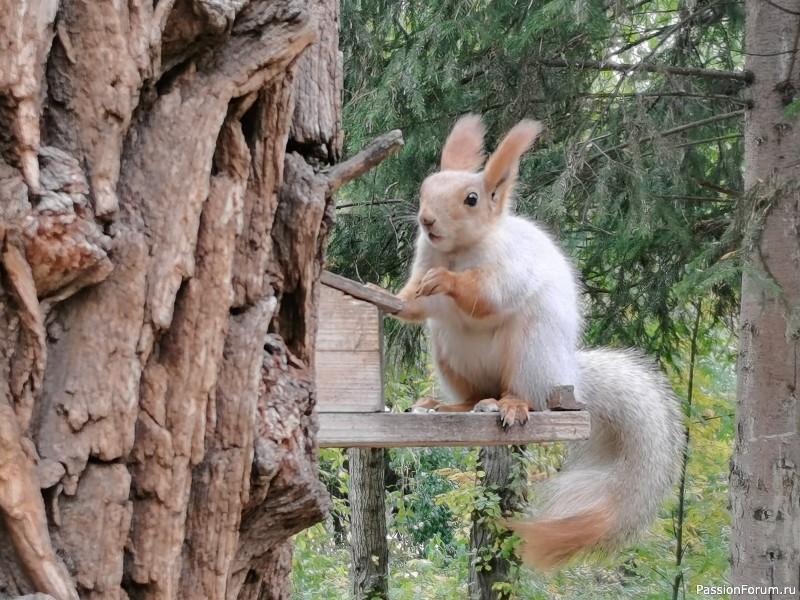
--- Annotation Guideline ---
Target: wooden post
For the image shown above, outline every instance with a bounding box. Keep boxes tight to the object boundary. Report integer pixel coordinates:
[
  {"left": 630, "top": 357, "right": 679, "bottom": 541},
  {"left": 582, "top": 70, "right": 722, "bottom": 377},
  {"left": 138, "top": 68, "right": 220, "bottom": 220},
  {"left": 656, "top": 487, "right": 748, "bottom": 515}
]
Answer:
[{"left": 348, "top": 447, "right": 389, "bottom": 600}]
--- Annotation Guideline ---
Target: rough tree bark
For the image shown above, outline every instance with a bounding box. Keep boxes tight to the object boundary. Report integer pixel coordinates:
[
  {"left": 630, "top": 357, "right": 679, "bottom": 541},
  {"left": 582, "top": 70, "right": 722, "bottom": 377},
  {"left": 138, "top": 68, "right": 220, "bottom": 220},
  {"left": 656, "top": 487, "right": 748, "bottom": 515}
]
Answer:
[
  {"left": 0, "top": 1, "right": 346, "bottom": 598},
  {"left": 347, "top": 447, "right": 389, "bottom": 599},
  {"left": 730, "top": 0, "right": 800, "bottom": 597}
]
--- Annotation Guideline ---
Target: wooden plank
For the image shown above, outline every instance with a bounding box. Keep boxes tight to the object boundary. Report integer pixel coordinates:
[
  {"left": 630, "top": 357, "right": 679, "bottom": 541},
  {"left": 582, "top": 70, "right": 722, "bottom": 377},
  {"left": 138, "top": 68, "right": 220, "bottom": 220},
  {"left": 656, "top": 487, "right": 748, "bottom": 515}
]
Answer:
[
  {"left": 317, "top": 412, "right": 591, "bottom": 447},
  {"left": 317, "top": 286, "right": 381, "bottom": 352},
  {"left": 321, "top": 271, "right": 405, "bottom": 314},
  {"left": 316, "top": 351, "right": 384, "bottom": 412},
  {"left": 547, "top": 385, "right": 586, "bottom": 410}
]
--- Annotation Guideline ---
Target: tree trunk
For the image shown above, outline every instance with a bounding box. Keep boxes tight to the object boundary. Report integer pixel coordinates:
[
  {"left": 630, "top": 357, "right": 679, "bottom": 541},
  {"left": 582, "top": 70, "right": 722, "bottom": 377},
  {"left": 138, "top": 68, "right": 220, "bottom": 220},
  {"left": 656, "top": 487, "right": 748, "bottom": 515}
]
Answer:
[
  {"left": 730, "top": 1, "right": 800, "bottom": 597},
  {"left": 0, "top": 1, "right": 342, "bottom": 598},
  {"left": 347, "top": 448, "right": 389, "bottom": 599},
  {"left": 468, "top": 446, "right": 521, "bottom": 600}
]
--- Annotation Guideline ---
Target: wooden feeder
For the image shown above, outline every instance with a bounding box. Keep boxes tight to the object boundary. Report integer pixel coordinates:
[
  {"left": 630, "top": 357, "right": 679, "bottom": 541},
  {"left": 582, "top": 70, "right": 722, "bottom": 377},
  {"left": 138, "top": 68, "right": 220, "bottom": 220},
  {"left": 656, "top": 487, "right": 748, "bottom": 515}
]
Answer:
[{"left": 315, "top": 271, "right": 590, "bottom": 447}]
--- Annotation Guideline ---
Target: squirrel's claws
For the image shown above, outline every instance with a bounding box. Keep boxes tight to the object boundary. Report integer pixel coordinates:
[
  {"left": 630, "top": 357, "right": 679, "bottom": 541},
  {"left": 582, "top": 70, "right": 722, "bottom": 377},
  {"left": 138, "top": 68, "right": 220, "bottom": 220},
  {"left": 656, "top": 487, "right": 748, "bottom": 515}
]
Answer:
[
  {"left": 473, "top": 397, "right": 529, "bottom": 427},
  {"left": 501, "top": 398, "right": 530, "bottom": 427},
  {"left": 417, "top": 267, "right": 453, "bottom": 298}
]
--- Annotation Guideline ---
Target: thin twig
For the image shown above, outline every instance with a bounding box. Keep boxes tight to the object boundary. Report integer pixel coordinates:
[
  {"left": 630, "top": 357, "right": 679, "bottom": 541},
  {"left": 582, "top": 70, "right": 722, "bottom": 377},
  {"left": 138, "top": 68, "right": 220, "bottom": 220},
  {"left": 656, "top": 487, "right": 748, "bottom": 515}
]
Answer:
[
  {"left": 326, "top": 130, "right": 405, "bottom": 192},
  {"left": 672, "top": 133, "right": 743, "bottom": 149},
  {"left": 612, "top": 0, "right": 728, "bottom": 57},
  {"left": 656, "top": 195, "right": 734, "bottom": 202},
  {"left": 536, "top": 57, "right": 753, "bottom": 83},
  {"left": 673, "top": 301, "right": 703, "bottom": 600},
  {"left": 335, "top": 199, "right": 405, "bottom": 210},
  {"left": 637, "top": 133, "right": 743, "bottom": 159},
  {"left": 596, "top": 109, "right": 745, "bottom": 156},
  {"left": 580, "top": 91, "right": 750, "bottom": 106},
  {"left": 609, "top": 24, "right": 672, "bottom": 57}
]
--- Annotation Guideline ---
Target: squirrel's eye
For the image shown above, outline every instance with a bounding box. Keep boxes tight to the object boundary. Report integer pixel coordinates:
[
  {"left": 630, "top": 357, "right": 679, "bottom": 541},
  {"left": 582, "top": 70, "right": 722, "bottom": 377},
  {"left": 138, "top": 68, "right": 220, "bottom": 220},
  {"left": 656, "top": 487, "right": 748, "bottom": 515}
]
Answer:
[{"left": 464, "top": 192, "right": 479, "bottom": 207}]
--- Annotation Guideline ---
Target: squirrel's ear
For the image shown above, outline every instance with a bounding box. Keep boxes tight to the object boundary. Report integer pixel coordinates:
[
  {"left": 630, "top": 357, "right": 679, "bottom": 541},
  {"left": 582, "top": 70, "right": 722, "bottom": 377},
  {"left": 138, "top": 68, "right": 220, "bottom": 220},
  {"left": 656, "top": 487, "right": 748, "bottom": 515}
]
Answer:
[
  {"left": 484, "top": 120, "right": 543, "bottom": 211},
  {"left": 441, "top": 114, "right": 486, "bottom": 172}
]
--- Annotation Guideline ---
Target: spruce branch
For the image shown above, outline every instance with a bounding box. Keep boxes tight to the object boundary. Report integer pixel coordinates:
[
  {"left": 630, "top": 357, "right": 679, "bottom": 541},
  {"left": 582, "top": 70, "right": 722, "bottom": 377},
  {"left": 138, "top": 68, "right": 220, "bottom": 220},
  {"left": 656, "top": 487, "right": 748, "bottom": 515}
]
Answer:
[
  {"left": 595, "top": 109, "right": 745, "bottom": 156},
  {"left": 636, "top": 133, "right": 744, "bottom": 159},
  {"left": 657, "top": 195, "right": 734, "bottom": 203},
  {"left": 672, "top": 133, "right": 743, "bottom": 149},
  {"left": 536, "top": 58, "right": 753, "bottom": 83},
  {"left": 580, "top": 91, "right": 750, "bottom": 107},
  {"left": 610, "top": 0, "right": 729, "bottom": 57}
]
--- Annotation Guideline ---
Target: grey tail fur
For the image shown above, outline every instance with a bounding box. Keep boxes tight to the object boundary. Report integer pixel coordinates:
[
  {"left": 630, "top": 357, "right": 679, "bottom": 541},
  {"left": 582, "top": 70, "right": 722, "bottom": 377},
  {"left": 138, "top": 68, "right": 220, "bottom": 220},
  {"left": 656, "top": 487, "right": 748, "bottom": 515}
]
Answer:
[{"left": 511, "top": 348, "right": 685, "bottom": 570}]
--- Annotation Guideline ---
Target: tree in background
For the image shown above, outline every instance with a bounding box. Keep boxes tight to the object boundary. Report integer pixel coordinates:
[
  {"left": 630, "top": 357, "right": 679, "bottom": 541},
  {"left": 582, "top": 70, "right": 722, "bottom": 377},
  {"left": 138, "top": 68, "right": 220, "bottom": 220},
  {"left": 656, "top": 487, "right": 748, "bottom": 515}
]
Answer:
[
  {"left": 0, "top": 1, "right": 343, "bottom": 598},
  {"left": 731, "top": 0, "right": 800, "bottom": 595}
]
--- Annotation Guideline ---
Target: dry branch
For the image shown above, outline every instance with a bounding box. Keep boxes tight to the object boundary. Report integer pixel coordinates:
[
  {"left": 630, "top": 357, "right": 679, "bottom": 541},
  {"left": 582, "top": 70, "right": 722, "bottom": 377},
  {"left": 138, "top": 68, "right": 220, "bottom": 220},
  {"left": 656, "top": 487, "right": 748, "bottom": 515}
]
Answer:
[{"left": 326, "top": 130, "right": 405, "bottom": 192}]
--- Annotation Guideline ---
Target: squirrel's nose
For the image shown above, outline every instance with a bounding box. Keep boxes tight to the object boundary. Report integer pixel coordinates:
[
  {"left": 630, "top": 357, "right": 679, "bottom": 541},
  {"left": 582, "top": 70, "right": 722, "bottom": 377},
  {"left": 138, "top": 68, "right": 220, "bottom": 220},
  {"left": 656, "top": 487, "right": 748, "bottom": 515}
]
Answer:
[{"left": 420, "top": 213, "right": 436, "bottom": 228}]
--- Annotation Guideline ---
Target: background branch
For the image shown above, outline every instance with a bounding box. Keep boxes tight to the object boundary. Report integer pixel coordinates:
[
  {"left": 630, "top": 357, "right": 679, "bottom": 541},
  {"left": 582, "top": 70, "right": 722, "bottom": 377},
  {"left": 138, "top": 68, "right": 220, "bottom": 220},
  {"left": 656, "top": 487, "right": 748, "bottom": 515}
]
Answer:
[{"left": 537, "top": 58, "right": 753, "bottom": 83}]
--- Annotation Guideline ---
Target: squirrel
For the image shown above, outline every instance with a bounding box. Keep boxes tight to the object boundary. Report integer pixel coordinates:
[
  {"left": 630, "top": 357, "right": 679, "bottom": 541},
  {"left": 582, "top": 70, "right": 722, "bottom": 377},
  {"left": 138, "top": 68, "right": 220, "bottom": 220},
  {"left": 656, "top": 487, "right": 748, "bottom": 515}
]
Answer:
[{"left": 392, "top": 114, "right": 685, "bottom": 570}]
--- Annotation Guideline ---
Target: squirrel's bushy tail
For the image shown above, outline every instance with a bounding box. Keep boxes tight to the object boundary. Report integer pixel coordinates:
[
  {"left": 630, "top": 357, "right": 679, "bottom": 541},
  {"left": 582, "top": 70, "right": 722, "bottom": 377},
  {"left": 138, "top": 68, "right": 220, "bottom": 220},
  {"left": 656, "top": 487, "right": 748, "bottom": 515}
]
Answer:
[{"left": 511, "top": 348, "right": 685, "bottom": 570}]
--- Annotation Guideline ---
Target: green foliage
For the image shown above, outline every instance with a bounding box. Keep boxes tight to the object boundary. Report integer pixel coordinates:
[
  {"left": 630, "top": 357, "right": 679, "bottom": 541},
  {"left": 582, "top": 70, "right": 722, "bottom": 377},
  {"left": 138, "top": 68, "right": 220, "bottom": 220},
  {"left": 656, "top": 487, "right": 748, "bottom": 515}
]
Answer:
[
  {"left": 334, "top": 0, "right": 744, "bottom": 367},
  {"left": 293, "top": 327, "right": 735, "bottom": 597},
  {"left": 387, "top": 446, "right": 471, "bottom": 555},
  {"left": 297, "top": 0, "right": 745, "bottom": 596},
  {"left": 292, "top": 522, "right": 350, "bottom": 599}
]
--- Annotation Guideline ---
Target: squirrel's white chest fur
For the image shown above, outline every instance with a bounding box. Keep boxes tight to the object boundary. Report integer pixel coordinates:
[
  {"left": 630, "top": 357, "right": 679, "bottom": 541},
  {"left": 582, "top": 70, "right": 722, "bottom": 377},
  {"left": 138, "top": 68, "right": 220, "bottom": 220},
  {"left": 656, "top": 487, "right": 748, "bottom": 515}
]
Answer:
[{"left": 422, "top": 215, "right": 583, "bottom": 404}]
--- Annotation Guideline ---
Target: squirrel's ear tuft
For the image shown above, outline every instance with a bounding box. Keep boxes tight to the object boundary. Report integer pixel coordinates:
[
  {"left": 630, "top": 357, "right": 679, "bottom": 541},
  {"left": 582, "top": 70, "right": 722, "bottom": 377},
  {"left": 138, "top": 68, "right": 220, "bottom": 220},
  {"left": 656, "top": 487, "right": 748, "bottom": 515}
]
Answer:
[
  {"left": 441, "top": 114, "right": 486, "bottom": 172},
  {"left": 484, "top": 120, "right": 543, "bottom": 211}
]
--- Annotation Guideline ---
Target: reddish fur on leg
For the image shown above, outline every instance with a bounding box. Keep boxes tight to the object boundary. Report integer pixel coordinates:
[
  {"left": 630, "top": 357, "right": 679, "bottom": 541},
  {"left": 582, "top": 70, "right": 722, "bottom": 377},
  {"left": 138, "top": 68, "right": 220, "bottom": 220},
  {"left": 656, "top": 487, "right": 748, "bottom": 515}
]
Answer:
[
  {"left": 410, "top": 356, "right": 483, "bottom": 412},
  {"left": 448, "top": 269, "right": 495, "bottom": 318},
  {"left": 507, "top": 505, "right": 614, "bottom": 571}
]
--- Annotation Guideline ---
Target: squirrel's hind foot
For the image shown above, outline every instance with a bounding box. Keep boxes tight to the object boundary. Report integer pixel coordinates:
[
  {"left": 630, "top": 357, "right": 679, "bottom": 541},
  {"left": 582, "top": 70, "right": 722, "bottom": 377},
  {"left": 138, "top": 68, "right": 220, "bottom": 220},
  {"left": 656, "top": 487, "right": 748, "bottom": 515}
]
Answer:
[{"left": 473, "top": 397, "right": 530, "bottom": 427}]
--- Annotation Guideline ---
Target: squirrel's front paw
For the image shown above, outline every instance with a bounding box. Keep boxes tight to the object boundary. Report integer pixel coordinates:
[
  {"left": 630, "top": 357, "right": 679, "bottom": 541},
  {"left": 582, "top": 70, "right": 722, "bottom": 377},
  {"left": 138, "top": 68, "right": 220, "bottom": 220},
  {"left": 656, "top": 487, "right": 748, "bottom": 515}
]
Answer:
[
  {"left": 416, "top": 267, "right": 455, "bottom": 298},
  {"left": 474, "top": 397, "right": 530, "bottom": 428}
]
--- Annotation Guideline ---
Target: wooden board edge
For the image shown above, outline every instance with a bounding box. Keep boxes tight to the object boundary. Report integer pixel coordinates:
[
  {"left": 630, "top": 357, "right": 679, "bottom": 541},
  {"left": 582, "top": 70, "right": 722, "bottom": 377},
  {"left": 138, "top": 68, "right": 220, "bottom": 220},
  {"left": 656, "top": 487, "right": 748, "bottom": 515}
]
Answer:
[
  {"left": 320, "top": 271, "right": 405, "bottom": 314},
  {"left": 317, "top": 411, "right": 591, "bottom": 448}
]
